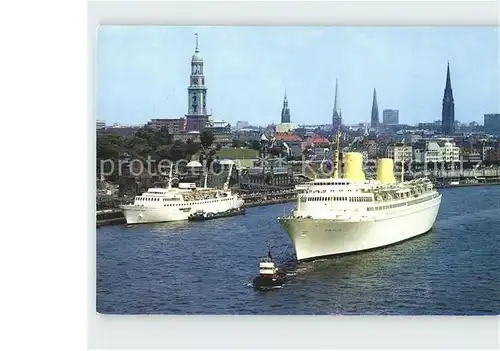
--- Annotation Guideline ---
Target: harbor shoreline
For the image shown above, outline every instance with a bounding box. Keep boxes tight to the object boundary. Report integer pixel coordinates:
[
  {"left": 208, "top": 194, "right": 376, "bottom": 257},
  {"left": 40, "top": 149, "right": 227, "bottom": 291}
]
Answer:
[
  {"left": 96, "top": 197, "right": 298, "bottom": 227},
  {"left": 96, "top": 182, "right": 500, "bottom": 227}
]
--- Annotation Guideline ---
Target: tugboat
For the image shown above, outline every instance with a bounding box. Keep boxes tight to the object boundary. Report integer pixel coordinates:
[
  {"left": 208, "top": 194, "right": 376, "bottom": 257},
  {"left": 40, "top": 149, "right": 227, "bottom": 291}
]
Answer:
[{"left": 253, "top": 245, "right": 286, "bottom": 290}]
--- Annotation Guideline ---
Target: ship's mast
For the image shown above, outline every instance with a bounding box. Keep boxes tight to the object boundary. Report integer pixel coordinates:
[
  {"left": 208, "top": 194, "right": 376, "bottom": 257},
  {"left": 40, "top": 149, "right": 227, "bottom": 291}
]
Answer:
[
  {"left": 401, "top": 140, "right": 405, "bottom": 183},
  {"left": 167, "top": 164, "right": 173, "bottom": 189},
  {"left": 223, "top": 163, "right": 233, "bottom": 190},
  {"left": 333, "top": 130, "right": 342, "bottom": 178}
]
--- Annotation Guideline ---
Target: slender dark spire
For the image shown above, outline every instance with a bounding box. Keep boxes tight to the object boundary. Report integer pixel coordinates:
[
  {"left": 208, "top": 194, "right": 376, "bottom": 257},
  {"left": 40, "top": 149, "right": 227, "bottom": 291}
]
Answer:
[
  {"left": 371, "top": 88, "right": 379, "bottom": 127},
  {"left": 442, "top": 61, "right": 455, "bottom": 135},
  {"left": 281, "top": 91, "right": 291, "bottom": 123},
  {"left": 445, "top": 61, "right": 452, "bottom": 90},
  {"left": 332, "top": 78, "right": 342, "bottom": 130},
  {"left": 194, "top": 32, "right": 199, "bottom": 52},
  {"left": 333, "top": 78, "right": 339, "bottom": 112}
]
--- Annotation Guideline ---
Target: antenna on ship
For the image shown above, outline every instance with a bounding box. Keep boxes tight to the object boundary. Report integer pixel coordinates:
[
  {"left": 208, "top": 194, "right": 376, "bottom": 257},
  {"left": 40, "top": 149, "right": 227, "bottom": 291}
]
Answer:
[
  {"left": 401, "top": 139, "right": 405, "bottom": 183},
  {"left": 167, "top": 164, "right": 173, "bottom": 189},
  {"left": 204, "top": 169, "right": 208, "bottom": 188},
  {"left": 223, "top": 162, "right": 233, "bottom": 190},
  {"left": 333, "top": 129, "right": 342, "bottom": 178}
]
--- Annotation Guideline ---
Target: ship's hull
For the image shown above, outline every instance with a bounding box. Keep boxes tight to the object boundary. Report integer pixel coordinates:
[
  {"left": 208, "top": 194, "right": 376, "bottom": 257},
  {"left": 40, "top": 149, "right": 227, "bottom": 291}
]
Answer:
[
  {"left": 253, "top": 275, "right": 286, "bottom": 290},
  {"left": 121, "top": 199, "right": 244, "bottom": 225},
  {"left": 279, "top": 195, "right": 442, "bottom": 261}
]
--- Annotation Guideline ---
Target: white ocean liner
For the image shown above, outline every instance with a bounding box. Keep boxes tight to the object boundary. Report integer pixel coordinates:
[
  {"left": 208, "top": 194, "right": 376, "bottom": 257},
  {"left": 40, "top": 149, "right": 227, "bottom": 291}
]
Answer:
[
  {"left": 278, "top": 135, "right": 442, "bottom": 262},
  {"left": 120, "top": 162, "right": 244, "bottom": 224}
]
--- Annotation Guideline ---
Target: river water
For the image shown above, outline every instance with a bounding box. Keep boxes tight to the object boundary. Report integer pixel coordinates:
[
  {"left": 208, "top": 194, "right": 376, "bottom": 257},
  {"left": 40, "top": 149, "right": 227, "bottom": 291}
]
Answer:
[{"left": 96, "top": 185, "right": 500, "bottom": 315}]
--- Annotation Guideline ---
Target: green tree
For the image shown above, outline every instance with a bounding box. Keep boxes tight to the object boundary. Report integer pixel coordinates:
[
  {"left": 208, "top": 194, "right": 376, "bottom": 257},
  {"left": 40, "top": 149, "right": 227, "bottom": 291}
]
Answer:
[
  {"left": 97, "top": 134, "right": 124, "bottom": 160},
  {"left": 200, "top": 130, "right": 215, "bottom": 149},
  {"left": 155, "top": 145, "right": 171, "bottom": 160},
  {"left": 96, "top": 126, "right": 203, "bottom": 177},
  {"left": 185, "top": 138, "right": 200, "bottom": 159},
  {"left": 249, "top": 140, "right": 261, "bottom": 150},
  {"left": 158, "top": 126, "right": 173, "bottom": 145},
  {"left": 170, "top": 140, "right": 188, "bottom": 161}
]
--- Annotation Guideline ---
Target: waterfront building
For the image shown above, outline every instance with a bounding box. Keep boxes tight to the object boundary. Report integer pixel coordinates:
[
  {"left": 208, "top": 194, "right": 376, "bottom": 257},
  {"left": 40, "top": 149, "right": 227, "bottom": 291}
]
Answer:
[
  {"left": 386, "top": 143, "right": 413, "bottom": 163},
  {"left": 413, "top": 139, "right": 460, "bottom": 164},
  {"left": 285, "top": 141, "right": 304, "bottom": 156},
  {"left": 418, "top": 121, "right": 442, "bottom": 134},
  {"left": 96, "top": 120, "right": 106, "bottom": 130},
  {"left": 371, "top": 88, "right": 379, "bottom": 128},
  {"left": 486, "top": 147, "right": 500, "bottom": 162},
  {"left": 275, "top": 123, "right": 295, "bottom": 133},
  {"left": 233, "top": 129, "right": 263, "bottom": 143},
  {"left": 484, "top": 113, "right": 500, "bottom": 136},
  {"left": 97, "top": 125, "right": 141, "bottom": 137},
  {"left": 438, "top": 139, "right": 461, "bottom": 163},
  {"left": 147, "top": 118, "right": 186, "bottom": 133},
  {"left": 185, "top": 34, "right": 211, "bottom": 132},
  {"left": 294, "top": 125, "right": 318, "bottom": 138},
  {"left": 303, "top": 135, "right": 330, "bottom": 149},
  {"left": 235, "top": 121, "right": 250, "bottom": 130},
  {"left": 274, "top": 133, "right": 302, "bottom": 156},
  {"left": 456, "top": 121, "right": 484, "bottom": 134},
  {"left": 172, "top": 131, "right": 201, "bottom": 142},
  {"left": 205, "top": 120, "right": 232, "bottom": 145},
  {"left": 367, "top": 140, "right": 379, "bottom": 158},
  {"left": 462, "top": 152, "right": 482, "bottom": 163},
  {"left": 383, "top": 109, "right": 399, "bottom": 125},
  {"left": 239, "top": 156, "right": 294, "bottom": 190},
  {"left": 206, "top": 120, "right": 231, "bottom": 134},
  {"left": 441, "top": 62, "right": 455, "bottom": 135},
  {"left": 332, "top": 78, "right": 342, "bottom": 131}
]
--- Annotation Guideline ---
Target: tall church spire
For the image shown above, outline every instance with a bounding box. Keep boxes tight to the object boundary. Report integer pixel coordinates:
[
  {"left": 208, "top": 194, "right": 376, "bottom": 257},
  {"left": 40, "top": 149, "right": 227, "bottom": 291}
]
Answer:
[
  {"left": 371, "top": 88, "right": 379, "bottom": 127},
  {"left": 333, "top": 78, "right": 339, "bottom": 112},
  {"left": 332, "top": 78, "right": 342, "bottom": 130},
  {"left": 442, "top": 61, "right": 455, "bottom": 135},
  {"left": 281, "top": 90, "right": 291, "bottom": 123},
  {"left": 186, "top": 33, "right": 210, "bottom": 132},
  {"left": 445, "top": 61, "right": 452, "bottom": 90}
]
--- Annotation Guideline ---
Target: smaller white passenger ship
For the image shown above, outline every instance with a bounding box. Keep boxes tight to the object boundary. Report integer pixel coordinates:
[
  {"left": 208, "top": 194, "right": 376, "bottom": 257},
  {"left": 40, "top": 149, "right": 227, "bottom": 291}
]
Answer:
[{"left": 120, "top": 162, "right": 244, "bottom": 224}]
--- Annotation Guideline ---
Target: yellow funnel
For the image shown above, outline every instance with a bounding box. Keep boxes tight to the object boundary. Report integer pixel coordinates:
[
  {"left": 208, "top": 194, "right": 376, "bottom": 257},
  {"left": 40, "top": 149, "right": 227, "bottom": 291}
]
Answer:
[
  {"left": 377, "top": 158, "right": 396, "bottom": 184},
  {"left": 343, "top": 152, "right": 365, "bottom": 181}
]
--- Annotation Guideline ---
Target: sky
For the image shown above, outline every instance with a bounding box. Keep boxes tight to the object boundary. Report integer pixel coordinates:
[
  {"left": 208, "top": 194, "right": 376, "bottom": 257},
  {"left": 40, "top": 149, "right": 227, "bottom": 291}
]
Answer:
[{"left": 96, "top": 26, "right": 499, "bottom": 127}]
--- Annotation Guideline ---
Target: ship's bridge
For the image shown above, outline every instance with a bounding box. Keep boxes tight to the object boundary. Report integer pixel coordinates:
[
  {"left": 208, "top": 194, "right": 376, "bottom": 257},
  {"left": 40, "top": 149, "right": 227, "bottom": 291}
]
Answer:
[{"left": 145, "top": 189, "right": 171, "bottom": 195}]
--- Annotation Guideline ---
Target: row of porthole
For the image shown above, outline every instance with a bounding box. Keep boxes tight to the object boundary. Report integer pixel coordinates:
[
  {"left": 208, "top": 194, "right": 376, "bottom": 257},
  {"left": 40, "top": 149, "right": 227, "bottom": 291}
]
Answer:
[{"left": 160, "top": 199, "right": 229, "bottom": 206}]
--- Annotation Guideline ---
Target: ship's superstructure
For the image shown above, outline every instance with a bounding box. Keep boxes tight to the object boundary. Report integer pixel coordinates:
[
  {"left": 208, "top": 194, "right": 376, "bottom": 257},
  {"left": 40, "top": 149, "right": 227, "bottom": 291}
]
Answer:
[{"left": 278, "top": 135, "right": 442, "bottom": 261}]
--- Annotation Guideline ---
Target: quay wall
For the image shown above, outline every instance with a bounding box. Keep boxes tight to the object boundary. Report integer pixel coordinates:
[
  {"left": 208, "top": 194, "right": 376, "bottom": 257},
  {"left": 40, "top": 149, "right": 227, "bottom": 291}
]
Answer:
[
  {"left": 96, "top": 194, "right": 298, "bottom": 227},
  {"left": 96, "top": 182, "right": 500, "bottom": 227}
]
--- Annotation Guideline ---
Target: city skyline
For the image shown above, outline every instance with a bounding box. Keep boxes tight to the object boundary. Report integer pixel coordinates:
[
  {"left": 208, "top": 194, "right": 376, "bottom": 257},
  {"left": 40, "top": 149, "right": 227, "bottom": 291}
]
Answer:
[{"left": 96, "top": 26, "right": 499, "bottom": 127}]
